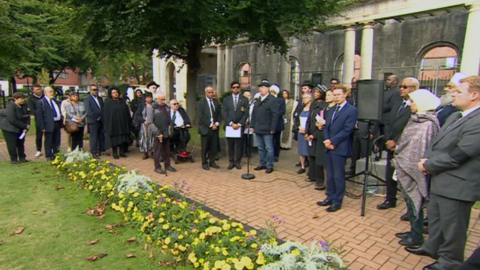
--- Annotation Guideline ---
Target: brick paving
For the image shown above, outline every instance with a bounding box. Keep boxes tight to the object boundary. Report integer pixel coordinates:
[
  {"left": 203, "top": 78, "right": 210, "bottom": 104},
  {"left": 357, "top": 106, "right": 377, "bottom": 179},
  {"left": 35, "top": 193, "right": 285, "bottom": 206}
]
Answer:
[{"left": 2, "top": 132, "right": 480, "bottom": 270}]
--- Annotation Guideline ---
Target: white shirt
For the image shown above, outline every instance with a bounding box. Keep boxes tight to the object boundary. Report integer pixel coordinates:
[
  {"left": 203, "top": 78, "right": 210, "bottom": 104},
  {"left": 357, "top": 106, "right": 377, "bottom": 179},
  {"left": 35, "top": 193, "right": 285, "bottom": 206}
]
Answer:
[
  {"left": 45, "top": 96, "right": 62, "bottom": 121},
  {"left": 171, "top": 110, "right": 185, "bottom": 127},
  {"left": 260, "top": 93, "right": 269, "bottom": 102},
  {"left": 207, "top": 98, "right": 219, "bottom": 127},
  {"left": 461, "top": 105, "right": 480, "bottom": 118},
  {"left": 332, "top": 101, "right": 347, "bottom": 120}
]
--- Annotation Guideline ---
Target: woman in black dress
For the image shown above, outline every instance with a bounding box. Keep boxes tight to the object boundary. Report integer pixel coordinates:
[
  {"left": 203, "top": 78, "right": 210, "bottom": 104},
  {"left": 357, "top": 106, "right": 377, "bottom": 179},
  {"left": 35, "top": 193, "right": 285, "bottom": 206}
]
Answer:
[
  {"left": 102, "top": 87, "right": 132, "bottom": 159},
  {"left": 0, "top": 92, "right": 30, "bottom": 164}
]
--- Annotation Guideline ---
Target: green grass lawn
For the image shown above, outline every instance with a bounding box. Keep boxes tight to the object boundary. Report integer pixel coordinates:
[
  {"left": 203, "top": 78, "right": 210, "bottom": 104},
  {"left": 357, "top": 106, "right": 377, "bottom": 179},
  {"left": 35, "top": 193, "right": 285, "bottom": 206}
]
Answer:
[{"left": 0, "top": 162, "right": 193, "bottom": 270}]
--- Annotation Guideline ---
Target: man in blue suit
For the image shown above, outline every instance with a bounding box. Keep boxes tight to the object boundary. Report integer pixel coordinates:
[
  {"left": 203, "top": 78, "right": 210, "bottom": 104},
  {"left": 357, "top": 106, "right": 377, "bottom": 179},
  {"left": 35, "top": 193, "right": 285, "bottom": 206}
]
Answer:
[
  {"left": 36, "top": 86, "right": 62, "bottom": 161},
  {"left": 84, "top": 84, "right": 105, "bottom": 159},
  {"left": 317, "top": 84, "right": 358, "bottom": 212}
]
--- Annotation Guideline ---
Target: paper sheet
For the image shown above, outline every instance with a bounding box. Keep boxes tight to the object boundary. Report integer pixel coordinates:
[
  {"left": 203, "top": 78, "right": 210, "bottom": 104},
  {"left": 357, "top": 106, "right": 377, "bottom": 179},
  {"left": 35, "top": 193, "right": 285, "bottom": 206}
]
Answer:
[{"left": 226, "top": 126, "right": 242, "bottom": 138}]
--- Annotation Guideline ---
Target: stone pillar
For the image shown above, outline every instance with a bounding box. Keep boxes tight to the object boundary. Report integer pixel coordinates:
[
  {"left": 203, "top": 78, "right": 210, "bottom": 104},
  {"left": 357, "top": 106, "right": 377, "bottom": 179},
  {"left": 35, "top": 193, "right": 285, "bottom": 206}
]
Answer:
[
  {"left": 280, "top": 55, "right": 290, "bottom": 90},
  {"left": 224, "top": 46, "right": 233, "bottom": 93},
  {"left": 216, "top": 45, "right": 225, "bottom": 93},
  {"left": 460, "top": 4, "right": 480, "bottom": 75},
  {"left": 152, "top": 49, "right": 161, "bottom": 83},
  {"left": 360, "top": 23, "right": 374, "bottom": 80},
  {"left": 343, "top": 26, "right": 356, "bottom": 84}
]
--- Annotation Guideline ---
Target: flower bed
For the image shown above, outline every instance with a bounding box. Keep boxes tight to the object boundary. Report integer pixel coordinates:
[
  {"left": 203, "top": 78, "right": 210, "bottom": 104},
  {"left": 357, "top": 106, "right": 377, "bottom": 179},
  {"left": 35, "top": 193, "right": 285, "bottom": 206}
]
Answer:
[{"left": 52, "top": 149, "right": 345, "bottom": 270}]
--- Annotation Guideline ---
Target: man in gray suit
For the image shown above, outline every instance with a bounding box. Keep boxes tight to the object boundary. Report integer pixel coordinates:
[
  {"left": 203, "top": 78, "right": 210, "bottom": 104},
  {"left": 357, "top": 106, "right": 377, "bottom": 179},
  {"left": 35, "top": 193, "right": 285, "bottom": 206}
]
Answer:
[{"left": 407, "top": 76, "right": 480, "bottom": 270}]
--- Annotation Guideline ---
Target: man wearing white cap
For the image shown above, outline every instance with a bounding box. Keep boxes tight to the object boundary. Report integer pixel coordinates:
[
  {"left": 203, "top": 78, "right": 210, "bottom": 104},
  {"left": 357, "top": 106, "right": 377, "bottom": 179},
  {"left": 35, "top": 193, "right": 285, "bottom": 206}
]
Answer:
[
  {"left": 270, "top": 84, "right": 286, "bottom": 162},
  {"left": 435, "top": 73, "right": 466, "bottom": 126}
]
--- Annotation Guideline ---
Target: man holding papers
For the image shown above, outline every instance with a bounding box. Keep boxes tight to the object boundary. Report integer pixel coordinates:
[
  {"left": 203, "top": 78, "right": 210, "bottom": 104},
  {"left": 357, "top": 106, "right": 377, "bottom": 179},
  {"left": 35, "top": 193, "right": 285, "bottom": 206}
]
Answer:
[{"left": 223, "top": 81, "right": 249, "bottom": 170}]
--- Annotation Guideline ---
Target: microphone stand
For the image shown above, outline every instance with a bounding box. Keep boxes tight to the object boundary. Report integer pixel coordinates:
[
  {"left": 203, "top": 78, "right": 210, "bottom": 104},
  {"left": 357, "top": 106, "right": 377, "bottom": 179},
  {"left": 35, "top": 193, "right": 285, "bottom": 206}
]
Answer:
[{"left": 242, "top": 125, "right": 255, "bottom": 180}]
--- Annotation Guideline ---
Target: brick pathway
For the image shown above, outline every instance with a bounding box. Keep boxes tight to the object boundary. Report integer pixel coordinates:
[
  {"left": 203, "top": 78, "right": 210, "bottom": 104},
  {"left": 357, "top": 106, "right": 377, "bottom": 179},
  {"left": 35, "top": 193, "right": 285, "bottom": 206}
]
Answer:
[{"left": 2, "top": 132, "right": 480, "bottom": 270}]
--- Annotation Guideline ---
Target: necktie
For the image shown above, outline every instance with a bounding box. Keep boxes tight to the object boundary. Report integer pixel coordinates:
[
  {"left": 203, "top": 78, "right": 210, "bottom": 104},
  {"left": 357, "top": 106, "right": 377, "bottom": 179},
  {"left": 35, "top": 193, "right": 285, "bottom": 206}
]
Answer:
[
  {"left": 172, "top": 111, "right": 177, "bottom": 123},
  {"left": 210, "top": 99, "right": 215, "bottom": 113},
  {"left": 333, "top": 105, "right": 340, "bottom": 120},
  {"left": 50, "top": 99, "right": 58, "bottom": 117},
  {"left": 234, "top": 95, "right": 237, "bottom": 110},
  {"left": 397, "top": 102, "right": 406, "bottom": 116}
]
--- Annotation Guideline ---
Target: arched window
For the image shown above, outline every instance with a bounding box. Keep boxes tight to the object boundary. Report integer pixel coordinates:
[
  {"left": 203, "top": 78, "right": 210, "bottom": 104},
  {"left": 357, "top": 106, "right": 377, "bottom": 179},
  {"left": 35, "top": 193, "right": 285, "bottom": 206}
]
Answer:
[
  {"left": 238, "top": 63, "right": 251, "bottom": 89},
  {"left": 289, "top": 57, "right": 300, "bottom": 99},
  {"left": 419, "top": 46, "right": 458, "bottom": 95},
  {"left": 336, "top": 54, "right": 361, "bottom": 84}
]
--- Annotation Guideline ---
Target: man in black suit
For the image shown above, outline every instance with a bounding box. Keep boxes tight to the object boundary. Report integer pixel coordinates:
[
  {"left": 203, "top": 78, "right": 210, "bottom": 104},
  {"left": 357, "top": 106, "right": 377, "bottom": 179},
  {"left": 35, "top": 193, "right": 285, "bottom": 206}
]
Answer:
[
  {"left": 223, "top": 81, "right": 249, "bottom": 170},
  {"left": 198, "top": 86, "right": 221, "bottom": 170},
  {"left": 251, "top": 80, "right": 278, "bottom": 174},
  {"left": 27, "top": 84, "right": 44, "bottom": 158},
  {"left": 84, "top": 84, "right": 105, "bottom": 159},
  {"left": 377, "top": 77, "right": 419, "bottom": 210},
  {"left": 269, "top": 84, "right": 286, "bottom": 162},
  {"left": 169, "top": 99, "right": 192, "bottom": 153},
  {"left": 36, "top": 86, "right": 62, "bottom": 161},
  {"left": 409, "top": 76, "right": 480, "bottom": 270}
]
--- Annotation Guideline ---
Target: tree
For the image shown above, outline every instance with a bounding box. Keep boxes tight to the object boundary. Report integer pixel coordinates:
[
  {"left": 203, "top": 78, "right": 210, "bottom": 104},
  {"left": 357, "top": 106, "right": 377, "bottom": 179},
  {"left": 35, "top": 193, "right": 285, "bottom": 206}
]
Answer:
[{"left": 69, "top": 0, "right": 352, "bottom": 120}]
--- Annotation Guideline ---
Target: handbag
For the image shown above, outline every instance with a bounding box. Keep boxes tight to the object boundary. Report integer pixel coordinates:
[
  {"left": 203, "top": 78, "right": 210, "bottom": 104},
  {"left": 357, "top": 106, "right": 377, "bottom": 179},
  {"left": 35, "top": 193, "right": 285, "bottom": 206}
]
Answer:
[{"left": 64, "top": 103, "right": 79, "bottom": 133}]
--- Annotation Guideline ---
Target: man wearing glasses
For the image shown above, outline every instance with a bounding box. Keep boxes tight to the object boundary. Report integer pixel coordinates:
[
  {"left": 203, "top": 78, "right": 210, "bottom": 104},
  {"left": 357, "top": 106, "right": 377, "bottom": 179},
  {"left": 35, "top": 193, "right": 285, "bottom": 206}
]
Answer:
[
  {"left": 169, "top": 99, "right": 192, "bottom": 153},
  {"left": 223, "top": 81, "right": 249, "bottom": 170},
  {"left": 84, "top": 84, "right": 105, "bottom": 159},
  {"left": 377, "top": 77, "right": 419, "bottom": 211}
]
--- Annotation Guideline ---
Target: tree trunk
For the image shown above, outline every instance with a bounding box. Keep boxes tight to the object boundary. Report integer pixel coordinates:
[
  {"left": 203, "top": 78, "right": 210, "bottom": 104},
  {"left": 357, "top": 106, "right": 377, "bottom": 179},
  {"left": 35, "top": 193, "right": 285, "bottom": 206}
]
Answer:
[{"left": 8, "top": 76, "right": 17, "bottom": 96}]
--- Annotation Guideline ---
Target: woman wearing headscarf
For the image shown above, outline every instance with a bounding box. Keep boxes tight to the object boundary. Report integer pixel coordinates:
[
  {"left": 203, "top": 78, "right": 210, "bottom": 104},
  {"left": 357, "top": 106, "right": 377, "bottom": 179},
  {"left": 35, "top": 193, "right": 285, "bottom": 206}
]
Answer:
[
  {"left": 134, "top": 92, "right": 155, "bottom": 159},
  {"left": 102, "top": 87, "right": 132, "bottom": 159},
  {"left": 394, "top": 89, "right": 440, "bottom": 248},
  {"left": 0, "top": 92, "right": 30, "bottom": 164},
  {"left": 281, "top": 90, "right": 297, "bottom": 149}
]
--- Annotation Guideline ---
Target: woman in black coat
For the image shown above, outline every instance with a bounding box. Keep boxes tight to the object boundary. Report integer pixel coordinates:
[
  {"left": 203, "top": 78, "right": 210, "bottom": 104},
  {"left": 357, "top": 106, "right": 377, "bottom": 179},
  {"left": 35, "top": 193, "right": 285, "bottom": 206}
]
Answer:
[
  {"left": 0, "top": 92, "right": 30, "bottom": 164},
  {"left": 305, "top": 86, "right": 327, "bottom": 189},
  {"left": 101, "top": 87, "right": 132, "bottom": 159}
]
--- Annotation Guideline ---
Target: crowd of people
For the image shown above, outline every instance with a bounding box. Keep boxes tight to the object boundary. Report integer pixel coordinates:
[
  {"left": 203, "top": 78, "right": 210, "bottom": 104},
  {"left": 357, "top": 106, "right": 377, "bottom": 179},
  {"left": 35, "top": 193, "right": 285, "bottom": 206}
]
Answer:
[{"left": 1, "top": 73, "right": 480, "bottom": 269}]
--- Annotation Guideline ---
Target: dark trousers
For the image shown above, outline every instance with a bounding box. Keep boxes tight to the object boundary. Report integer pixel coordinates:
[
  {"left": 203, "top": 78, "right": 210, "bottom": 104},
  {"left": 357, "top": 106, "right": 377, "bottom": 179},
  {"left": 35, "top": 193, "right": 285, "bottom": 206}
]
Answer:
[
  {"left": 385, "top": 150, "right": 398, "bottom": 204},
  {"left": 2, "top": 130, "right": 26, "bottom": 162},
  {"left": 88, "top": 123, "right": 105, "bottom": 154},
  {"left": 404, "top": 194, "right": 424, "bottom": 242},
  {"left": 201, "top": 129, "right": 218, "bottom": 164},
  {"left": 44, "top": 121, "right": 61, "bottom": 158},
  {"left": 458, "top": 247, "right": 480, "bottom": 270},
  {"left": 325, "top": 153, "right": 347, "bottom": 206},
  {"left": 227, "top": 137, "right": 243, "bottom": 164},
  {"left": 153, "top": 138, "right": 170, "bottom": 169},
  {"left": 309, "top": 155, "right": 324, "bottom": 185},
  {"left": 35, "top": 125, "right": 43, "bottom": 151},
  {"left": 71, "top": 127, "right": 85, "bottom": 151},
  {"left": 273, "top": 131, "right": 281, "bottom": 158},
  {"left": 242, "top": 134, "right": 252, "bottom": 158},
  {"left": 423, "top": 193, "right": 474, "bottom": 270}
]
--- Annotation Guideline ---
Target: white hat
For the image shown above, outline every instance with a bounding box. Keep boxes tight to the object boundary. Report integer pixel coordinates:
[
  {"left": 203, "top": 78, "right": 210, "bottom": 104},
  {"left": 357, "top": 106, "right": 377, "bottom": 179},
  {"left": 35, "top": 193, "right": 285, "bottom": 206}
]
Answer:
[
  {"left": 409, "top": 89, "right": 441, "bottom": 113},
  {"left": 450, "top": 72, "right": 468, "bottom": 86},
  {"left": 269, "top": 84, "right": 280, "bottom": 95}
]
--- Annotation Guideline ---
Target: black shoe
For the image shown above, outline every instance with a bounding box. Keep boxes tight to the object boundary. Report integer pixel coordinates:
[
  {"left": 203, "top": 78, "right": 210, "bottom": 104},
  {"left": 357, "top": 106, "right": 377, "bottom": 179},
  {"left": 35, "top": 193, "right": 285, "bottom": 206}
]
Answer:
[
  {"left": 314, "top": 184, "right": 326, "bottom": 190},
  {"left": 304, "top": 178, "right": 315, "bottom": 182},
  {"left": 405, "top": 247, "right": 435, "bottom": 258},
  {"left": 424, "top": 218, "right": 428, "bottom": 226},
  {"left": 395, "top": 231, "right": 411, "bottom": 239},
  {"left": 374, "top": 156, "right": 381, "bottom": 161},
  {"left": 423, "top": 227, "right": 429, "bottom": 235},
  {"left": 154, "top": 168, "right": 166, "bottom": 174},
  {"left": 377, "top": 200, "right": 396, "bottom": 210},
  {"left": 295, "top": 162, "right": 301, "bottom": 167},
  {"left": 326, "top": 205, "right": 341, "bottom": 212},
  {"left": 46, "top": 156, "right": 55, "bottom": 161},
  {"left": 202, "top": 163, "right": 210, "bottom": 170},
  {"left": 120, "top": 153, "right": 127, "bottom": 158},
  {"left": 305, "top": 161, "right": 309, "bottom": 168},
  {"left": 297, "top": 168, "right": 306, "bottom": 174},
  {"left": 423, "top": 261, "right": 442, "bottom": 270},
  {"left": 165, "top": 166, "right": 177, "bottom": 172},
  {"left": 254, "top": 165, "right": 266, "bottom": 171},
  {"left": 19, "top": 159, "right": 29, "bottom": 163},
  {"left": 92, "top": 153, "right": 100, "bottom": 159},
  {"left": 399, "top": 236, "right": 423, "bottom": 247},
  {"left": 228, "top": 163, "right": 234, "bottom": 170},
  {"left": 235, "top": 163, "right": 242, "bottom": 170},
  {"left": 400, "top": 213, "right": 409, "bottom": 221},
  {"left": 316, "top": 199, "right": 332, "bottom": 206},
  {"left": 265, "top": 168, "right": 274, "bottom": 174},
  {"left": 11, "top": 160, "right": 18, "bottom": 164},
  {"left": 209, "top": 162, "right": 220, "bottom": 169},
  {"left": 274, "top": 157, "right": 279, "bottom": 162}
]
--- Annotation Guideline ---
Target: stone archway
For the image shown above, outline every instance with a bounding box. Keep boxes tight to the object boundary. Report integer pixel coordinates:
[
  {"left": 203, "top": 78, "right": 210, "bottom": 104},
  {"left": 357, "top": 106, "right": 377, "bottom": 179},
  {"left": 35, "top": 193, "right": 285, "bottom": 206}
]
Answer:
[{"left": 165, "top": 62, "right": 176, "bottom": 100}]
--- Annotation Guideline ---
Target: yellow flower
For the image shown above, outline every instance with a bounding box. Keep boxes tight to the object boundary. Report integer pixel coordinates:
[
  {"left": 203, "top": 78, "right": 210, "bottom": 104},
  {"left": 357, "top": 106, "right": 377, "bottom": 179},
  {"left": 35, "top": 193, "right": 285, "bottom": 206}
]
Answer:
[
  {"left": 188, "top": 252, "right": 197, "bottom": 263},
  {"left": 199, "top": 233, "right": 206, "bottom": 240},
  {"left": 221, "top": 264, "right": 231, "bottom": 270},
  {"left": 118, "top": 193, "right": 125, "bottom": 199},
  {"left": 250, "top": 243, "right": 258, "bottom": 249},
  {"left": 291, "top": 249, "right": 300, "bottom": 257},
  {"left": 178, "top": 234, "right": 184, "bottom": 240},
  {"left": 249, "top": 230, "right": 257, "bottom": 236},
  {"left": 128, "top": 189, "right": 134, "bottom": 194},
  {"left": 194, "top": 262, "right": 200, "bottom": 268},
  {"left": 133, "top": 192, "right": 140, "bottom": 198},
  {"left": 165, "top": 237, "right": 171, "bottom": 245},
  {"left": 222, "top": 249, "right": 229, "bottom": 256},
  {"left": 222, "top": 223, "right": 231, "bottom": 230},
  {"left": 178, "top": 245, "right": 186, "bottom": 251},
  {"left": 203, "top": 261, "right": 210, "bottom": 270},
  {"left": 158, "top": 218, "right": 165, "bottom": 223},
  {"left": 162, "top": 224, "right": 170, "bottom": 230}
]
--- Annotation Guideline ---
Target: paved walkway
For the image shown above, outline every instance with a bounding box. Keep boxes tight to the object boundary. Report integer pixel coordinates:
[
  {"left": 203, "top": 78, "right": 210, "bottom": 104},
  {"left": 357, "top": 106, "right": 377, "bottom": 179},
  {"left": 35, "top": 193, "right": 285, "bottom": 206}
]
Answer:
[{"left": 2, "top": 132, "right": 480, "bottom": 270}]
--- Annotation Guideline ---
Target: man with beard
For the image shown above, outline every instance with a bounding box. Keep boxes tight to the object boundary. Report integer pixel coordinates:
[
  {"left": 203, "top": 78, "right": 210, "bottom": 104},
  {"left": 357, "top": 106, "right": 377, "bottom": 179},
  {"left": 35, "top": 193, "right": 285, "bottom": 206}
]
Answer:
[{"left": 436, "top": 73, "right": 466, "bottom": 127}]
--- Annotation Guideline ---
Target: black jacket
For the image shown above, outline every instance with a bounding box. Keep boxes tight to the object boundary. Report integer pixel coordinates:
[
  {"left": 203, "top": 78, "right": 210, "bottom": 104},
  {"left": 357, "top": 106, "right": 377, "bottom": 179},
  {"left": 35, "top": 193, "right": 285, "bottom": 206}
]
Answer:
[
  {"left": 386, "top": 98, "right": 411, "bottom": 142},
  {"left": 27, "top": 94, "right": 43, "bottom": 115},
  {"left": 222, "top": 94, "right": 249, "bottom": 127},
  {"left": 251, "top": 94, "right": 278, "bottom": 134},
  {"left": 382, "top": 86, "right": 402, "bottom": 124},
  {"left": 0, "top": 102, "right": 30, "bottom": 133},
  {"left": 436, "top": 104, "right": 459, "bottom": 127},
  {"left": 197, "top": 97, "right": 221, "bottom": 136}
]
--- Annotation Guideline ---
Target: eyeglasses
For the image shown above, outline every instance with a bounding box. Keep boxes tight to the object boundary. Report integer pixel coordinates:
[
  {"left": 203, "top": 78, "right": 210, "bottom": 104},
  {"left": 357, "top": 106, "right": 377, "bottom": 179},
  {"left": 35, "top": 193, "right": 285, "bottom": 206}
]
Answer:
[
  {"left": 232, "top": 86, "right": 240, "bottom": 89},
  {"left": 91, "top": 89, "right": 98, "bottom": 91},
  {"left": 172, "top": 103, "right": 179, "bottom": 105},
  {"left": 400, "top": 85, "right": 413, "bottom": 89}
]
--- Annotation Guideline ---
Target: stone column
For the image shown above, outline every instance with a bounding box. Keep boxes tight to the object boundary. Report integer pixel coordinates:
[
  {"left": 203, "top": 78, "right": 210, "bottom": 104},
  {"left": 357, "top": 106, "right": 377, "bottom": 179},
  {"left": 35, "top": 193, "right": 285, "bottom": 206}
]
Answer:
[
  {"left": 224, "top": 46, "right": 233, "bottom": 93},
  {"left": 342, "top": 26, "right": 356, "bottom": 84},
  {"left": 360, "top": 23, "right": 374, "bottom": 80},
  {"left": 460, "top": 4, "right": 480, "bottom": 75},
  {"left": 216, "top": 45, "right": 225, "bottom": 93},
  {"left": 280, "top": 55, "right": 290, "bottom": 90},
  {"left": 151, "top": 49, "right": 161, "bottom": 83}
]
